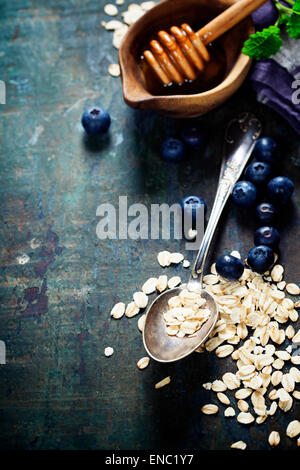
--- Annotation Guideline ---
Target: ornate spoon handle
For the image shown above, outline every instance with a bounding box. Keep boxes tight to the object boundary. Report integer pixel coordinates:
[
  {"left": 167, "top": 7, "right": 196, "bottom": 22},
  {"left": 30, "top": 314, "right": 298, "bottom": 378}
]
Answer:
[{"left": 189, "top": 113, "right": 262, "bottom": 289}]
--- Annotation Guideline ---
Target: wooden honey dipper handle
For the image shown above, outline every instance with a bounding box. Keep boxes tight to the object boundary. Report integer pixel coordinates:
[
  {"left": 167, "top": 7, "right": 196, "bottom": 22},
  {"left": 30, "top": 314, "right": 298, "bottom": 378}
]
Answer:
[{"left": 197, "top": 0, "right": 268, "bottom": 45}]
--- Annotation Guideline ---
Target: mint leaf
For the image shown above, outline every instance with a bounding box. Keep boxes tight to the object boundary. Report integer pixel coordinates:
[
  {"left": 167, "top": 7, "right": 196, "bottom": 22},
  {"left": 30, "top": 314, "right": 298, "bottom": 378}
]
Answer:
[
  {"left": 293, "top": 0, "right": 300, "bottom": 12},
  {"left": 286, "top": 13, "right": 300, "bottom": 38},
  {"left": 242, "top": 26, "right": 282, "bottom": 60},
  {"left": 278, "top": 13, "right": 290, "bottom": 25},
  {"left": 286, "top": 0, "right": 300, "bottom": 39}
]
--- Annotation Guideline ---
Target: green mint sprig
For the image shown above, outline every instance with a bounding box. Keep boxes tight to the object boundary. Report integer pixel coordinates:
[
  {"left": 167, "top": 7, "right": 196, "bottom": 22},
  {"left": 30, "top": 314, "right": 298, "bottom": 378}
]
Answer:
[{"left": 242, "top": 0, "right": 300, "bottom": 60}]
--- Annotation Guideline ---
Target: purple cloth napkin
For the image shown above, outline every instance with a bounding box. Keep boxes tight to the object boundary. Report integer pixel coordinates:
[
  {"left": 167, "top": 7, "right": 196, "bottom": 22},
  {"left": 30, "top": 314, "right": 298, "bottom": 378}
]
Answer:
[{"left": 250, "top": 1, "right": 300, "bottom": 135}]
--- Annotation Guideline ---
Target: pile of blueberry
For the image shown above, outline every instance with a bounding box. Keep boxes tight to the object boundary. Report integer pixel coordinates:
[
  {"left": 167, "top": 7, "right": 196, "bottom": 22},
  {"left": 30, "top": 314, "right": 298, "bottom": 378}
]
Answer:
[
  {"left": 227, "top": 137, "right": 294, "bottom": 278},
  {"left": 180, "top": 137, "right": 294, "bottom": 281}
]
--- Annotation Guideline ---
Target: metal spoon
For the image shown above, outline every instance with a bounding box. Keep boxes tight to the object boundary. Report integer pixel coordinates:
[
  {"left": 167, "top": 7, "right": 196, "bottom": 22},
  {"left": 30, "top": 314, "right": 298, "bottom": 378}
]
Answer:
[{"left": 143, "top": 113, "right": 262, "bottom": 363}]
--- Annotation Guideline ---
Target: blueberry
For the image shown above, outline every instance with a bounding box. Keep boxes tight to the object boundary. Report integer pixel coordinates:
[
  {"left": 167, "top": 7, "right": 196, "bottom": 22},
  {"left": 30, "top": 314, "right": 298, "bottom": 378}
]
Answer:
[
  {"left": 161, "top": 138, "right": 185, "bottom": 162},
  {"left": 267, "top": 176, "right": 294, "bottom": 205},
  {"left": 81, "top": 107, "right": 111, "bottom": 136},
  {"left": 254, "top": 226, "right": 280, "bottom": 249},
  {"left": 215, "top": 254, "right": 244, "bottom": 281},
  {"left": 244, "top": 161, "right": 272, "bottom": 186},
  {"left": 247, "top": 245, "right": 274, "bottom": 274},
  {"left": 255, "top": 202, "right": 277, "bottom": 224},
  {"left": 252, "top": 2, "right": 278, "bottom": 31},
  {"left": 232, "top": 181, "right": 257, "bottom": 207},
  {"left": 181, "top": 125, "right": 206, "bottom": 150},
  {"left": 253, "top": 137, "right": 280, "bottom": 164},
  {"left": 180, "top": 195, "right": 207, "bottom": 229}
]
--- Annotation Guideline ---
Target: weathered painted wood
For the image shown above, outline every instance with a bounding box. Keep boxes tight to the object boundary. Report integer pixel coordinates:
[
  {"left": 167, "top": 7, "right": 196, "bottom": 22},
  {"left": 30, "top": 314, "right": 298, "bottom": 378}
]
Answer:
[{"left": 0, "top": 0, "right": 299, "bottom": 450}]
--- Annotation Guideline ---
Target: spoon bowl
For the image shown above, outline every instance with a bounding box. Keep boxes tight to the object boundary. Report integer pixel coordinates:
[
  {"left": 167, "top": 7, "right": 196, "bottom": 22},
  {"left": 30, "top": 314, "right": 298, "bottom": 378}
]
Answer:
[{"left": 143, "top": 286, "right": 218, "bottom": 362}]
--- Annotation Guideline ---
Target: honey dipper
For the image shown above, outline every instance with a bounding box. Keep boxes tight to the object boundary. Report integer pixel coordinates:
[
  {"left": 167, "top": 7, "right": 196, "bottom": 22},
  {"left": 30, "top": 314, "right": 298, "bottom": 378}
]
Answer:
[{"left": 144, "top": 0, "right": 268, "bottom": 86}]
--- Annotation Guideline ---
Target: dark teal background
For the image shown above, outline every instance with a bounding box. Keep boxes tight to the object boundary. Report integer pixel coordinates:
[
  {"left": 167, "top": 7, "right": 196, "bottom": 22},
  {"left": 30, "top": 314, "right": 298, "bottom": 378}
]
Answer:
[{"left": 0, "top": 0, "right": 299, "bottom": 450}]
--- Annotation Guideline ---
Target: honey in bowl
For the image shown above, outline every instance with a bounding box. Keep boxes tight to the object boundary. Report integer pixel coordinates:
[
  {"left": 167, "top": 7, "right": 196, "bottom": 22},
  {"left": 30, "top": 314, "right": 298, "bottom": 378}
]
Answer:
[
  {"left": 137, "top": 9, "right": 239, "bottom": 97},
  {"left": 140, "top": 39, "right": 227, "bottom": 96}
]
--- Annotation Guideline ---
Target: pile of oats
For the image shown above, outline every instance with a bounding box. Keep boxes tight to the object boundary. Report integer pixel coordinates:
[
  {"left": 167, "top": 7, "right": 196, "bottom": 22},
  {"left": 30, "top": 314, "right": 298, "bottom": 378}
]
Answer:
[
  {"left": 163, "top": 289, "right": 210, "bottom": 338},
  {"left": 108, "top": 247, "right": 300, "bottom": 448},
  {"left": 102, "top": 1, "right": 157, "bottom": 76},
  {"left": 199, "top": 255, "right": 300, "bottom": 447}
]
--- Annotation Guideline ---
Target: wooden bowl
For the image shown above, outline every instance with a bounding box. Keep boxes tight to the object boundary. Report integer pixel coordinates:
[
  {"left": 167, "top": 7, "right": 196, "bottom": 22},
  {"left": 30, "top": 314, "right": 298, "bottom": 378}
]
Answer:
[{"left": 119, "top": 0, "right": 255, "bottom": 118}]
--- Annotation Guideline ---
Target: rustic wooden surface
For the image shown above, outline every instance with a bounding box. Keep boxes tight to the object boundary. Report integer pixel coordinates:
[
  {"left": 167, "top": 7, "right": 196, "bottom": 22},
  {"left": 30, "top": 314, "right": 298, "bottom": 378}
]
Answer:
[{"left": 0, "top": 0, "right": 299, "bottom": 451}]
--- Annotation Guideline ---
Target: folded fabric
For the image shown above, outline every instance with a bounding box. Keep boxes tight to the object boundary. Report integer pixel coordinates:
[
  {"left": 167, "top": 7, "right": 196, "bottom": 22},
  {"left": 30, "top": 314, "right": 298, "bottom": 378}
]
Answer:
[{"left": 250, "top": 1, "right": 300, "bottom": 135}]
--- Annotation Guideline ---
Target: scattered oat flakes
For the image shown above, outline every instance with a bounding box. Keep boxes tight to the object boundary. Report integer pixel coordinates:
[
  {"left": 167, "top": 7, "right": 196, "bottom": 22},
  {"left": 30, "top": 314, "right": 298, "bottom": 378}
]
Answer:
[
  {"left": 292, "top": 328, "right": 300, "bottom": 343},
  {"left": 156, "top": 275, "right": 168, "bottom": 293},
  {"left": 187, "top": 228, "right": 197, "bottom": 240},
  {"left": 271, "top": 370, "right": 283, "bottom": 386},
  {"left": 155, "top": 376, "right": 171, "bottom": 389},
  {"left": 113, "top": 25, "right": 129, "bottom": 49},
  {"left": 271, "top": 264, "right": 284, "bottom": 283},
  {"left": 211, "top": 380, "right": 227, "bottom": 392},
  {"left": 104, "top": 3, "right": 118, "bottom": 15},
  {"left": 133, "top": 291, "right": 148, "bottom": 308},
  {"left": 122, "top": 4, "right": 144, "bottom": 24},
  {"left": 167, "top": 276, "right": 181, "bottom": 289},
  {"left": 290, "top": 367, "right": 300, "bottom": 383},
  {"left": 141, "top": 1, "right": 156, "bottom": 10},
  {"left": 268, "top": 431, "right": 280, "bottom": 447},
  {"left": 217, "top": 392, "right": 230, "bottom": 405},
  {"left": 257, "top": 415, "right": 268, "bottom": 424},
  {"left": 237, "top": 412, "right": 254, "bottom": 424},
  {"left": 169, "top": 252, "right": 184, "bottom": 264},
  {"left": 235, "top": 388, "right": 252, "bottom": 399},
  {"left": 104, "top": 19, "right": 124, "bottom": 30},
  {"left": 125, "top": 301, "right": 140, "bottom": 318},
  {"left": 202, "top": 382, "right": 212, "bottom": 390},
  {"left": 142, "top": 277, "right": 158, "bottom": 294},
  {"left": 110, "top": 302, "right": 126, "bottom": 319},
  {"left": 137, "top": 357, "right": 150, "bottom": 369},
  {"left": 231, "top": 441, "right": 247, "bottom": 450},
  {"left": 286, "top": 325, "right": 295, "bottom": 339},
  {"left": 216, "top": 344, "right": 234, "bottom": 358},
  {"left": 201, "top": 404, "right": 219, "bottom": 415},
  {"left": 273, "top": 358, "right": 284, "bottom": 370},
  {"left": 237, "top": 400, "right": 249, "bottom": 412},
  {"left": 138, "top": 314, "right": 146, "bottom": 332},
  {"left": 203, "top": 274, "right": 219, "bottom": 285},
  {"left": 108, "top": 63, "right": 120, "bottom": 77},
  {"left": 291, "top": 355, "right": 300, "bottom": 365},
  {"left": 104, "top": 347, "right": 114, "bottom": 357},
  {"left": 224, "top": 407, "right": 236, "bottom": 417},
  {"left": 286, "top": 283, "right": 300, "bottom": 295},
  {"left": 268, "top": 402, "right": 278, "bottom": 416},
  {"left": 286, "top": 420, "right": 300, "bottom": 438},
  {"left": 157, "top": 251, "right": 171, "bottom": 267},
  {"left": 282, "top": 373, "right": 295, "bottom": 393},
  {"left": 290, "top": 309, "right": 299, "bottom": 322},
  {"left": 277, "top": 281, "right": 286, "bottom": 290},
  {"left": 222, "top": 372, "right": 240, "bottom": 390}
]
